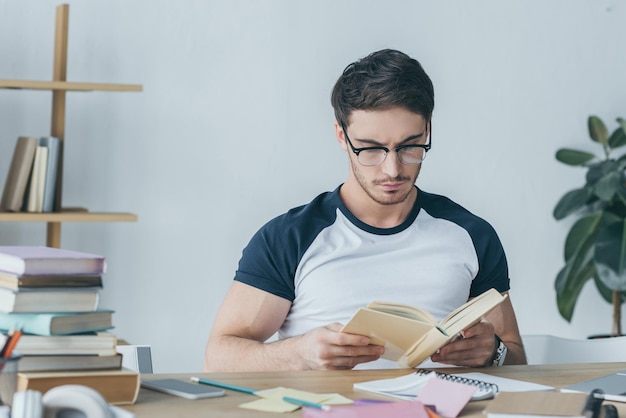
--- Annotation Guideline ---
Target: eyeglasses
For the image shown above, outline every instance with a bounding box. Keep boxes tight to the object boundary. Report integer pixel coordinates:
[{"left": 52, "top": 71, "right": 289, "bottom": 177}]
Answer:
[{"left": 341, "top": 122, "right": 431, "bottom": 166}]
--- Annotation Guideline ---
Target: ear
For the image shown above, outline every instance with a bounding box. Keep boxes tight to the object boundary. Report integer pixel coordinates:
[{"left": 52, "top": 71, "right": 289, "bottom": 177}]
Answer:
[{"left": 334, "top": 120, "right": 348, "bottom": 151}]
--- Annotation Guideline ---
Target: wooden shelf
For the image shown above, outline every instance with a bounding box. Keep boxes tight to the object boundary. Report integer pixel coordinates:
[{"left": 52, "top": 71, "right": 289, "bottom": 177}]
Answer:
[
  {"left": 0, "top": 211, "right": 137, "bottom": 222},
  {"left": 0, "top": 79, "right": 142, "bottom": 92},
  {"left": 0, "top": 4, "right": 141, "bottom": 248}
]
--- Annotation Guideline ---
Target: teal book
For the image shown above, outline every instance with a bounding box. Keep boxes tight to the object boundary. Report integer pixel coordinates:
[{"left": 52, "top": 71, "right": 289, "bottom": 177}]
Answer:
[
  {"left": 39, "top": 136, "right": 60, "bottom": 213},
  {"left": 0, "top": 310, "right": 113, "bottom": 335}
]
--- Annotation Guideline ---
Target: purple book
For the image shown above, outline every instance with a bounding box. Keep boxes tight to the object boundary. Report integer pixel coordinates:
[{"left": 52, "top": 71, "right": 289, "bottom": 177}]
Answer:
[{"left": 0, "top": 246, "right": 106, "bottom": 276}]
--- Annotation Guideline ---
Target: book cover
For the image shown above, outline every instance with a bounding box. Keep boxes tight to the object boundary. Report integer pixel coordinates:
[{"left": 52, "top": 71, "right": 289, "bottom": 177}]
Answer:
[
  {"left": 340, "top": 288, "right": 506, "bottom": 368},
  {"left": 25, "top": 144, "right": 48, "bottom": 213},
  {"left": 18, "top": 353, "right": 122, "bottom": 373},
  {"left": 0, "top": 310, "right": 113, "bottom": 336},
  {"left": 0, "top": 270, "right": 102, "bottom": 290},
  {"left": 484, "top": 391, "right": 588, "bottom": 418},
  {"left": 17, "top": 368, "right": 140, "bottom": 405},
  {"left": 0, "top": 246, "right": 107, "bottom": 276},
  {"left": 0, "top": 332, "right": 117, "bottom": 355},
  {"left": 0, "top": 136, "right": 38, "bottom": 212},
  {"left": 39, "top": 136, "right": 60, "bottom": 213},
  {"left": 0, "top": 287, "right": 100, "bottom": 313}
]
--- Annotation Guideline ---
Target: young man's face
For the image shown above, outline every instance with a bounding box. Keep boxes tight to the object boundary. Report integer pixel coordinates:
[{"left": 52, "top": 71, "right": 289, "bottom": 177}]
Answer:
[{"left": 336, "top": 107, "right": 430, "bottom": 206}]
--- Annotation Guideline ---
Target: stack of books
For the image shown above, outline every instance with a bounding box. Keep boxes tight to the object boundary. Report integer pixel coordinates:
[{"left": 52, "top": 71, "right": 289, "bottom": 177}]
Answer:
[
  {"left": 0, "top": 136, "right": 61, "bottom": 213},
  {"left": 0, "top": 246, "right": 139, "bottom": 405}
]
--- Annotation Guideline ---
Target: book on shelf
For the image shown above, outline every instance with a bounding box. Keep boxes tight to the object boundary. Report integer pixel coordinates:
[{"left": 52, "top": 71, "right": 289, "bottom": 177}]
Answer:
[
  {"left": 0, "top": 270, "right": 102, "bottom": 290},
  {"left": 0, "top": 136, "right": 38, "bottom": 212},
  {"left": 18, "top": 353, "right": 123, "bottom": 373},
  {"left": 39, "top": 136, "right": 60, "bottom": 213},
  {"left": 0, "top": 287, "right": 100, "bottom": 313},
  {"left": 0, "top": 310, "right": 113, "bottom": 336},
  {"left": 340, "top": 288, "right": 506, "bottom": 367},
  {"left": 17, "top": 368, "right": 140, "bottom": 405},
  {"left": 0, "top": 332, "right": 117, "bottom": 355},
  {"left": 484, "top": 391, "right": 590, "bottom": 418},
  {"left": 0, "top": 246, "right": 107, "bottom": 276},
  {"left": 25, "top": 144, "right": 48, "bottom": 213}
]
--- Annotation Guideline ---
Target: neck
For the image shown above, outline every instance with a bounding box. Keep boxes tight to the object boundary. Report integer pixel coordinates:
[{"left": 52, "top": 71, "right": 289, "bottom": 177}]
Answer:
[{"left": 339, "top": 182, "right": 417, "bottom": 229}]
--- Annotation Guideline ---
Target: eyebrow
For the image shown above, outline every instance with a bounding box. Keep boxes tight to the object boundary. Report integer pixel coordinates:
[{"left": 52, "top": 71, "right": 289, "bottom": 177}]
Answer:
[{"left": 352, "top": 131, "right": 426, "bottom": 147}]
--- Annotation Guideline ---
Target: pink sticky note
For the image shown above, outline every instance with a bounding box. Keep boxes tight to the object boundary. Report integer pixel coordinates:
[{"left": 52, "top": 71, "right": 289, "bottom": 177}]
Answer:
[
  {"left": 417, "top": 376, "right": 477, "bottom": 418},
  {"left": 302, "top": 400, "right": 429, "bottom": 418}
]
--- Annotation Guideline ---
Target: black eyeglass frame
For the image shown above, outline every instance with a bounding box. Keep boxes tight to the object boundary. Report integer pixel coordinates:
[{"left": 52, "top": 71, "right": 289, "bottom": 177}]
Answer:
[{"left": 341, "top": 121, "right": 432, "bottom": 166}]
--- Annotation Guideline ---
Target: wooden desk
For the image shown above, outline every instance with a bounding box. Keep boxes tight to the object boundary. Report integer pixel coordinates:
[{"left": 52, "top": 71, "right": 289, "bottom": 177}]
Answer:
[{"left": 123, "top": 363, "right": 626, "bottom": 417}]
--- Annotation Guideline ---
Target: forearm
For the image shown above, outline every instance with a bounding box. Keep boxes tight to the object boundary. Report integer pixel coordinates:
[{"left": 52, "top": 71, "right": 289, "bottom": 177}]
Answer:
[
  {"left": 203, "top": 334, "right": 306, "bottom": 372},
  {"left": 501, "top": 339, "right": 527, "bottom": 365}
]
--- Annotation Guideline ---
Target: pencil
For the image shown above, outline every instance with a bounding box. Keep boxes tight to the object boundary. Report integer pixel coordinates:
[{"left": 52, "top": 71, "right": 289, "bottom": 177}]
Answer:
[
  {"left": 1, "top": 328, "right": 22, "bottom": 359},
  {"left": 282, "top": 396, "right": 331, "bottom": 411},
  {"left": 190, "top": 377, "right": 257, "bottom": 395}
]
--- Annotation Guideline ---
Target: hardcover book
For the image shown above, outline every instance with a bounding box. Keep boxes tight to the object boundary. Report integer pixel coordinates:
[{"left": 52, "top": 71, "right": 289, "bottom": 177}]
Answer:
[
  {"left": 0, "top": 271, "right": 102, "bottom": 290},
  {"left": 0, "top": 310, "right": 113, "bottom": 336},
  {"left": 18, "top": 353, "right": 123, "bottom": 373},
  {"left": 0, "top": 246, "right": 106, "bottom": 276},
  {"left": 0, "top": 287, "right": 100, "bottom": 313},
  {"left": 340, "top": 288, "right": 506, "bottom": 368},
  {"left": 39, "top": 136, "right": 60, "bottom": 213},
  {"left": 0, "top": 332, "right": 117, "bottom": 355},
  {"left": 0, "top": 136, "right": 38, "bottom": 212},
  {"left": 17, "top": 368, "right": 140, "bottom": 405}
]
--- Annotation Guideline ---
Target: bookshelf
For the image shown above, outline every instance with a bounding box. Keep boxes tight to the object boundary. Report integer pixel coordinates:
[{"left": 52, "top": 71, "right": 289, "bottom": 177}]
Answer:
[{"left": 0, "top": 4, "right": 142, "bottom": 248}]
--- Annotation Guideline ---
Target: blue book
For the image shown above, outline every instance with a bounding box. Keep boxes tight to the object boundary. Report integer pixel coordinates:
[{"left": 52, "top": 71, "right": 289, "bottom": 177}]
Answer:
[{"left": 0, "top": 310, "right": 113, "bottom": 336}]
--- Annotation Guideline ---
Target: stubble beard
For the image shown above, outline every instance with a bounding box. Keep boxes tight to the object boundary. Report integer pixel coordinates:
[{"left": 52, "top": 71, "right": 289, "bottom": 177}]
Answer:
[{"left": 350, "top": 158, "right": 419, "bottom": 206}]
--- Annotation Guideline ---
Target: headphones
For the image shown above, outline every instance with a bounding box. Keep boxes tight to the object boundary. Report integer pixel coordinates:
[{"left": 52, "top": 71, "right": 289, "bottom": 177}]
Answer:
[{"left": 11, "top": 385, "right": 129, "bottom": 418}]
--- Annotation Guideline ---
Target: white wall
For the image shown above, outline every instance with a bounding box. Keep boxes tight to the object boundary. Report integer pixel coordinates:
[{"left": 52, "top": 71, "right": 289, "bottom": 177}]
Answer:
[{"left": 0, "top": 0, "right": 625, "bottom": 372}]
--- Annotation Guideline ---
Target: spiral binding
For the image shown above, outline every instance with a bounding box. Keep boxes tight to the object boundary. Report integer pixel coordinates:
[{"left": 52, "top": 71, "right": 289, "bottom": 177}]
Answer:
[{"left": 415, "top": 369, "right": 500, "bottom": 393}]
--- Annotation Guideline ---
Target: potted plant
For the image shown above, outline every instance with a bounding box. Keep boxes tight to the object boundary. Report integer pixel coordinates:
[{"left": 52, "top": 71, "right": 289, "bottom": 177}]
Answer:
[{"left": 553, "top": 115, "right": 626, "bottom": 337}]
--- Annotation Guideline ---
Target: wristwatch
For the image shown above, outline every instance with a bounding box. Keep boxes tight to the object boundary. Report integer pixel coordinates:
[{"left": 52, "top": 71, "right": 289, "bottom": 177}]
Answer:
[{"left": 491, "top": 335, "right": 507, "bottom": 366}]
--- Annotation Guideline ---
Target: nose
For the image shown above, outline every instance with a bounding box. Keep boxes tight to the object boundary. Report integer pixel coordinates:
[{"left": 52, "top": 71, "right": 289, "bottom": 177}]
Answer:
[{"left": 380, "top": 150, "right": 401, "bottom": 177}]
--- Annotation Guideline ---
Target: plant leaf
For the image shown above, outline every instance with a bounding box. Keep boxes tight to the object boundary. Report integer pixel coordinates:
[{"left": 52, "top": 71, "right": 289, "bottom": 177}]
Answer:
[
  {"left": 556, "top": 149, "right": 596, "bottom": 166},
  {"left": 587, "top": 160, "right": 618, "bottom": 185},
  {"left": 564, "top": 214, "right": 602, "bottom": 260},
  {"left": 555, "top": 259, "right": 596, "bottom": 321},
  {"left": 553, "top": 188, "right": 592, "bottom": 220},
  {"left": 593, "top": 171, "right": 621, "bottom": 202},
  {"left": 589, "top": 115, "right": 609, "bottom": 144},
  {"left": 594, "top": 220, "right": 626, "bottom": 291},
  {"left": 594, "top": 273, "right": 618, "bottom": 304},
  {"left": 608, "top": 125, "right": 626, "bottom": 149}
]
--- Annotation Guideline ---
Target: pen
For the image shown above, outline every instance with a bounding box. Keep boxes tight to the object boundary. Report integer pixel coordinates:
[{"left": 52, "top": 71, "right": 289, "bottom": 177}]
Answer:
[
  {"left": 190, "top": 377, "right": 257, "bottom": 395},
  {"left": 282, "top": 396, "right": 331, "bottom": 411},
  {"left": 1, "top": 328, "right": 22, "bottom": 359}
]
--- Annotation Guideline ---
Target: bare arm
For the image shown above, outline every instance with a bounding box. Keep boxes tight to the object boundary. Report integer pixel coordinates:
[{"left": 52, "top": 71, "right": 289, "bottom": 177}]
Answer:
[
  {"left": 430, "top": 292, "right": 527, "bottom": 367},
  {"left": 203, "top": 281, "right": 384, "bottom": 372}
]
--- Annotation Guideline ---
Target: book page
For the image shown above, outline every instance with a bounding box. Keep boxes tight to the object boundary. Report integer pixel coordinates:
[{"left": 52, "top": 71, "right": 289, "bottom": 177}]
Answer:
[
  {"left": 439, "top": 289, "right": 506, "bottom": 335},
  {"left": 340, "top": 308, "right": 437, "bottom": 362},
  {"left": 367, "top": 301, "right": 438, "bottom": 324}
]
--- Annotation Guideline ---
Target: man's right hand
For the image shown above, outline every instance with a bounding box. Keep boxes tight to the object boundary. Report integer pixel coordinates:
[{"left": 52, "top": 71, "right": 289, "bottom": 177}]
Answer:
[{"left": 295, "top": 323, "right": 385, "bottom": 370}]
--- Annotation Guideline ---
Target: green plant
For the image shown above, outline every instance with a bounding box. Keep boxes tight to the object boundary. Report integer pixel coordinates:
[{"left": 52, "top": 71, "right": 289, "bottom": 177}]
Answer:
[{"left": 553, "top": 115, "right": 626, "bottom": 336}]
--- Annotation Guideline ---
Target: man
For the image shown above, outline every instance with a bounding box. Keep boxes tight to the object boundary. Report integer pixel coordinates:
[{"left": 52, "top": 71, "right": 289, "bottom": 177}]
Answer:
[{"left": 204, "top": 49, "right": 526, "bottom": 371}]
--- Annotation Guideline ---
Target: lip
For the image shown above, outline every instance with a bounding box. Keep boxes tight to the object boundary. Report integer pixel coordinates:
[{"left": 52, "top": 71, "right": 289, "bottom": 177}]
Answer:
[{"left": 378, "top": 182, "right": 404, "bottom": 191}]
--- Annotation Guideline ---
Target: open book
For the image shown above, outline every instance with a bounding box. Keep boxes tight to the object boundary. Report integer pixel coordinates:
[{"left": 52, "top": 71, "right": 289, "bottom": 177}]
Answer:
[{"left": 340, "top": 288, "right": 506, "bottom": 368}]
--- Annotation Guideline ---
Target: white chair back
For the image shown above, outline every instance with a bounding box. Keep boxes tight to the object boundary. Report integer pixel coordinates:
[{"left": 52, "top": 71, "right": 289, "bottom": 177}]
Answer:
[{"left": 522, "top": 334, "right": 626, "bottom": 365}]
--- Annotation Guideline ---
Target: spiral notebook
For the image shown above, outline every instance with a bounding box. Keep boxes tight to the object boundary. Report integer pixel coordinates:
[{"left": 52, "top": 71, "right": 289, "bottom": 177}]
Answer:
[{"left": 354, "top": 369, "right": 554, "bottom": 402}]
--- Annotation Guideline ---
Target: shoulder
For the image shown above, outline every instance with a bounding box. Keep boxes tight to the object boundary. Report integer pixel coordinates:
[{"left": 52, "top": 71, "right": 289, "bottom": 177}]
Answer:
[{"left": 417, "top": 189, "right": 497, "bottom": 237}]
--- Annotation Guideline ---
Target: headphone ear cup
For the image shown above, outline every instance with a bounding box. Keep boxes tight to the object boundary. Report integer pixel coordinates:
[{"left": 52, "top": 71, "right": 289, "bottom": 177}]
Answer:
[
  {"left": 41, "top": 385, "right": 113, "bottom": 418},
  {"left": 11, "top": 390, "right": 43, "bottom": 418}
]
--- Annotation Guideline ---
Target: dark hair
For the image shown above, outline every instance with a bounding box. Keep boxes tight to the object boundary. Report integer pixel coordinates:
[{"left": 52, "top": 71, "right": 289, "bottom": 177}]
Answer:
[{"left": 330, "top": 49, "right": 434, "bottom": 128}]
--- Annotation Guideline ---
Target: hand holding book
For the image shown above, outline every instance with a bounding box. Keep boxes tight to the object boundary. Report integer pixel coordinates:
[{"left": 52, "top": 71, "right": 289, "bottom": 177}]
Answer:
[{"left": 340, "top": 288, "right": 506, "bottom": 368}]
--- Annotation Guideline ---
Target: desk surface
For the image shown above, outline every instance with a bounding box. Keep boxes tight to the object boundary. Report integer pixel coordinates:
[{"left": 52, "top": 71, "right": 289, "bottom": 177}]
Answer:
[{"left": 124, "top": 363, "right": 626, "bottom": 417}]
